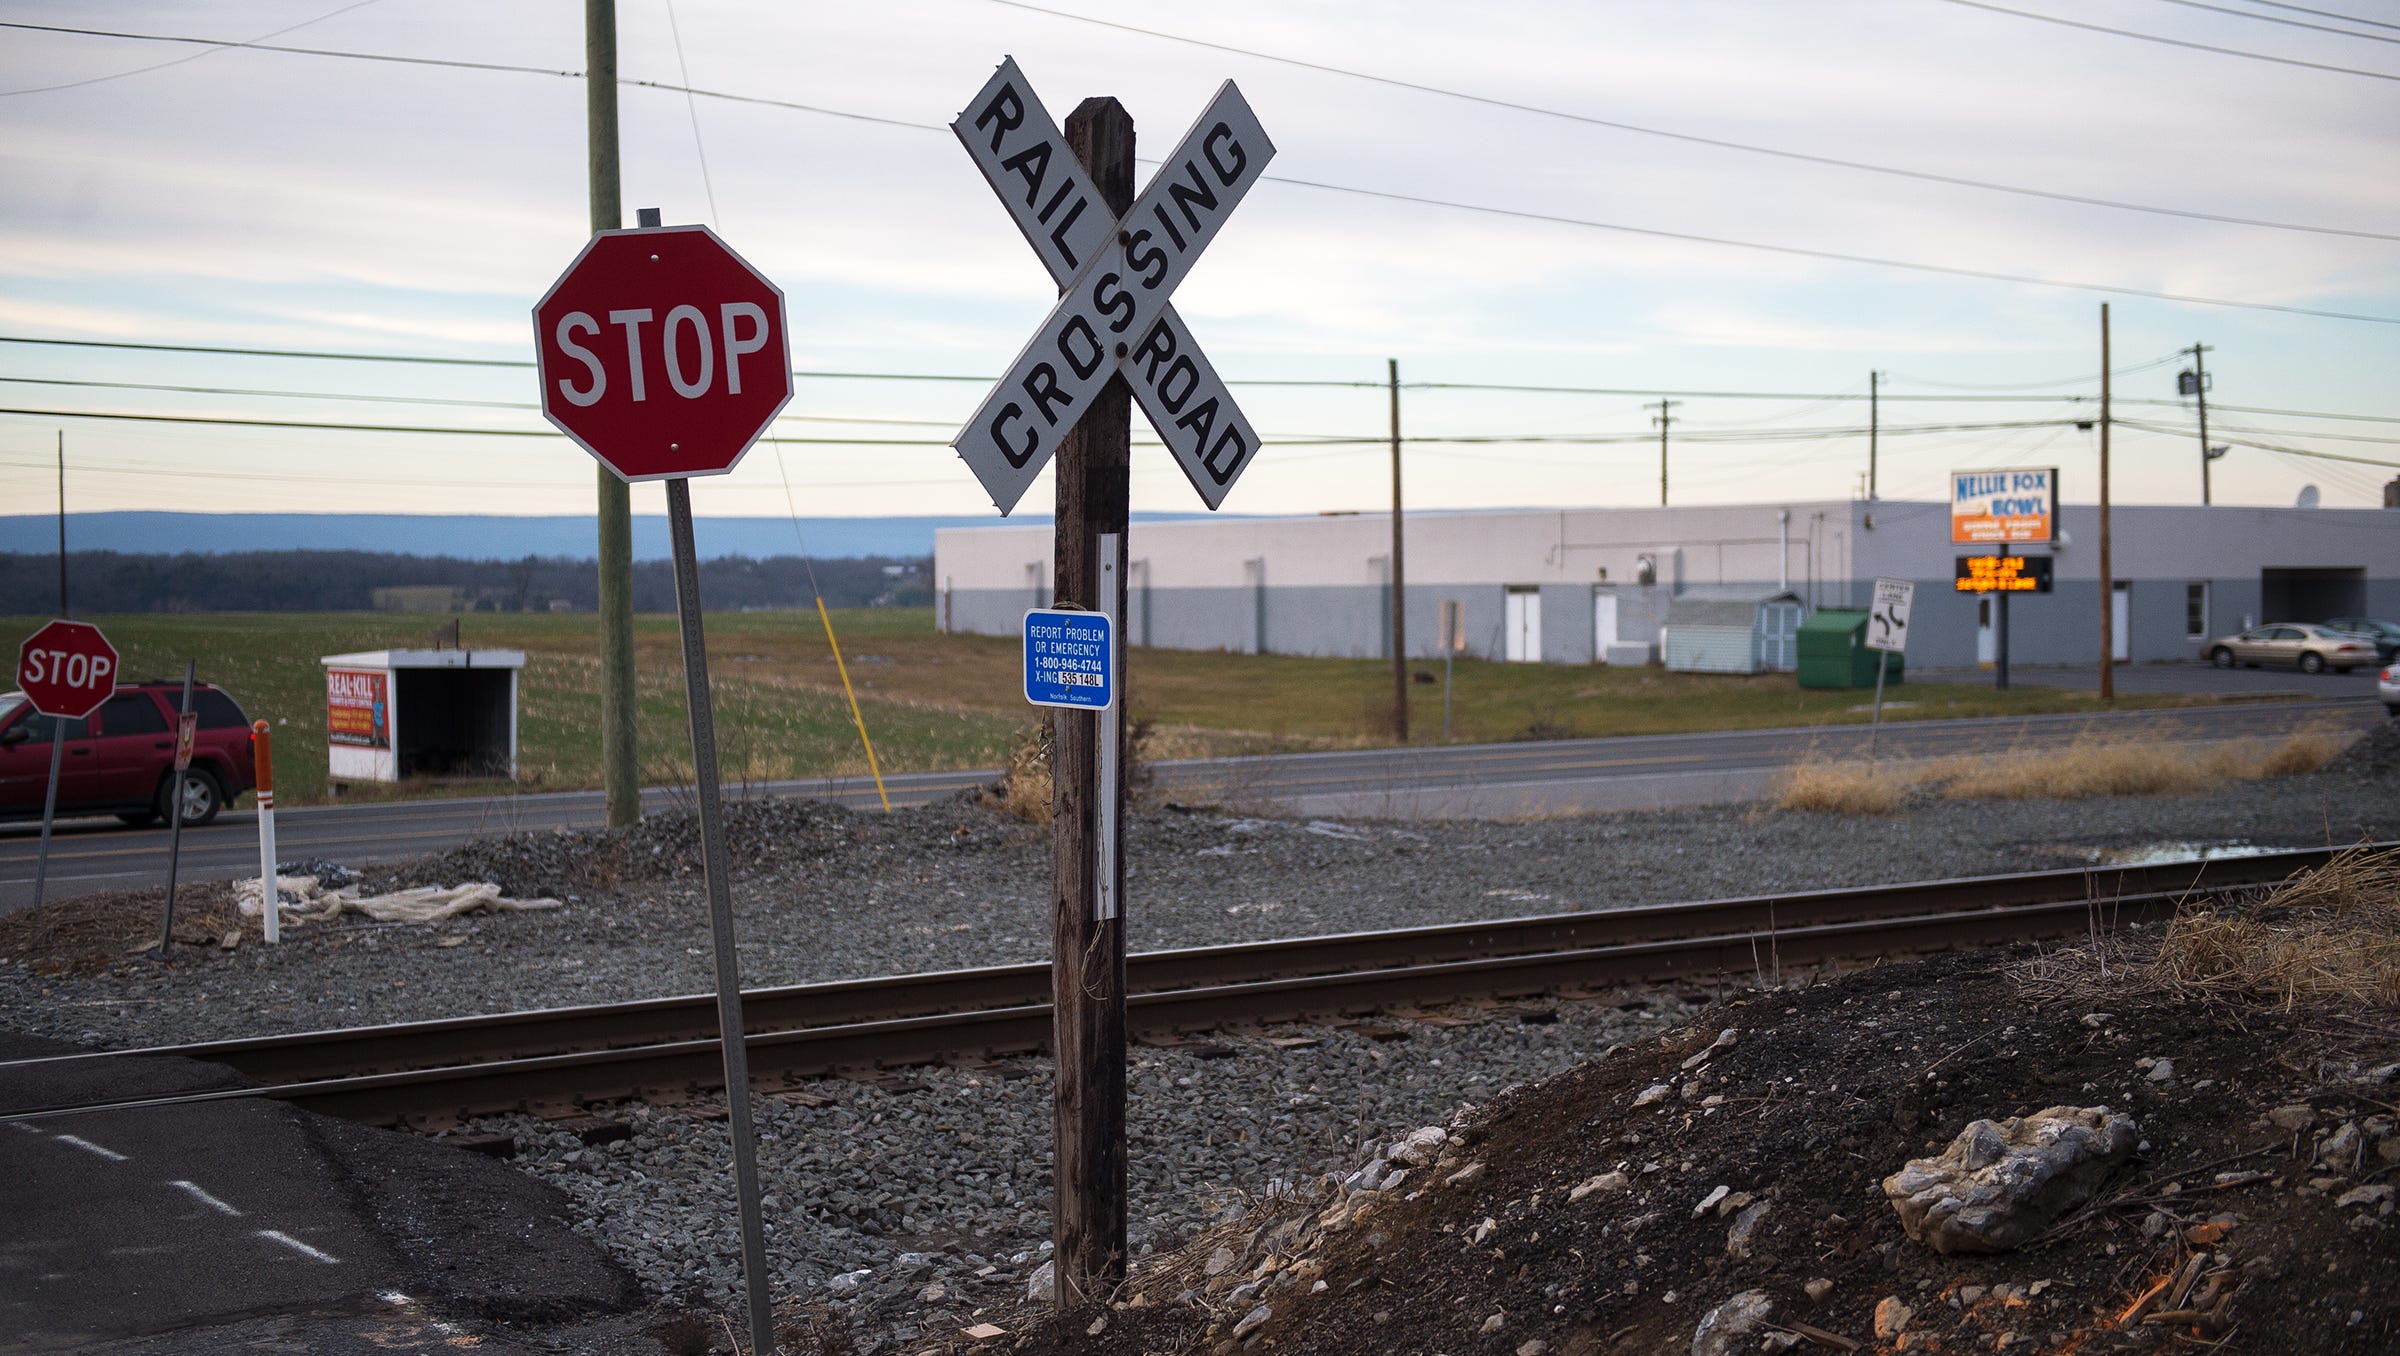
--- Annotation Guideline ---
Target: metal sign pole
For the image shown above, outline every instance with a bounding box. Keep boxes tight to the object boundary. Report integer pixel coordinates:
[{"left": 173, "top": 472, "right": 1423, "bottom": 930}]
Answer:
[
  {"left": 1096, "top": 538, "right": 1122, "bottom": 925},
  {"left": 1869, "top": 650, "right": 1889, "bottom": 760},
  {"left": 160, "top": 661, "right": 195, "bottom": 955},
  {"left": 31, "top": 722, "right": 64, "bottom": 909},
  {"left": 664, "top": 477, "right": 777, "bottom": 1356}
]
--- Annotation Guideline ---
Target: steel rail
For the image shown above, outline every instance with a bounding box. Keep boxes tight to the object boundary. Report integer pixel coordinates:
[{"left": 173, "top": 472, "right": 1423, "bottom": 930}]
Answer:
[
  {"left": 48, "top": 844, "right": 2348, "bottom": 1091},
  {"left": 257, "top": 888, "right": 2195, "bottom": 1126},
  {"left": 14, "top": 846, "right": 2354, "bottom": 1128}
]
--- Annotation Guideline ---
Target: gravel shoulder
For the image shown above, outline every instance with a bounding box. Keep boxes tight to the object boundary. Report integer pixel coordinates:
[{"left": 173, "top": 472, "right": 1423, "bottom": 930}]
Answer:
[{"left": 5, "top": 726, "right": 2398, "bottom": 1354}]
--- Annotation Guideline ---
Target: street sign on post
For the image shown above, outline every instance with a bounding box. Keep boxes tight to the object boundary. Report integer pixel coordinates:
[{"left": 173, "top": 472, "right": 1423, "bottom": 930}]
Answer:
[
  {"left": 534, "top": 224, "right": 793, "bottom": 481},
  {"left": 534, "top": 216, "right": 784, "bottom": 1356},
  {"left": 1867, "top": 579, "right": 1914, "bottom": 655},
  {"left": 18, "top": 619, "right": 117, "bottom": 910},
  {"left": 949, "top": 59, "right": 1276, "bottom": 1311},
  {"left": 1864, "top": 580, "right": 1913, "bottom": 758},
  {"left": 17, "top": 619, "right": 118, "bottom": 719},
  {"left": 1024, "top": 608, "right": 1115, "bottom": 710}
]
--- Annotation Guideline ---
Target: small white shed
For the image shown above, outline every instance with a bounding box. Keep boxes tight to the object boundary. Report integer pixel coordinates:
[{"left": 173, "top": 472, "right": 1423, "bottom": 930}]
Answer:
[
  {"left": 1659, "top": 591, "right": 1806, "bottom": 675},
  {"left": 321, "top": 648, "right": 525, "bottom": 786}
]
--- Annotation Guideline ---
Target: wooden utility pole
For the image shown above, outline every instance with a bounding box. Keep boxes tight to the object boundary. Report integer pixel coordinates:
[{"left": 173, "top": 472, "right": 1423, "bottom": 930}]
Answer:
[
  {"left": 1867, "top": 371, "right": 1880, "bottom": 500},
  {"left": 1050, "top": 96, "right": 1133, "bottom": 1310},
  {"left": 1650, "top": 399, "right": 1679, "bottom": 506},
  {"left": 2186, "top": 342, "right": 2216, "bottom": 507},
  {"left": 2098, "top": 304, "right": 2114, "bottom": 702},
  {"left": 587, "top": 0, "right": 638, "bottom": 828},
  {"left": 1388, "top": 359, "right": 1407, "bottom": 741},
  {"left": 56, "top": 432, "right": 66, "bottom": 616}
]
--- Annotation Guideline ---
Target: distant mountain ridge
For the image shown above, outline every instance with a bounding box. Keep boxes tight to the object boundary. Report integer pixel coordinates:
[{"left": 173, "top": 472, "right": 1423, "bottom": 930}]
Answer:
[{"left": 0, "top": 512, "right": 1241, "bottom": 561}]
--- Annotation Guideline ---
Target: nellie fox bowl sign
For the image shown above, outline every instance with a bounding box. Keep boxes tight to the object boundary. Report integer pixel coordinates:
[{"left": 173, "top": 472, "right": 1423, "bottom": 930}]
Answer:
[{"left": 534, "top": 224, "right": 792, "bottom": 482}]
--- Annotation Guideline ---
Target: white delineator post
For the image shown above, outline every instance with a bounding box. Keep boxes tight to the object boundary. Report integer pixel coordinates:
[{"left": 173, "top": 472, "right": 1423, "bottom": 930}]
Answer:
[{"left": 252, "top": 719, "right": 279, "bottom": 944}]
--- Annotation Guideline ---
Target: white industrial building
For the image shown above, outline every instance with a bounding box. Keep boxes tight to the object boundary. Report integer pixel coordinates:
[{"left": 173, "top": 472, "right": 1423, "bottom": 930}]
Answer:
[{"left": 934, "top": 500, "right": 2400, "bottom": 672}]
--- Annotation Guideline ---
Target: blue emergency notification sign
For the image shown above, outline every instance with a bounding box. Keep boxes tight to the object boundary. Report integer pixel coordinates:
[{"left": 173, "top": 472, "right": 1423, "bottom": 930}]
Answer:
[{"left": 1023, "top": 608, "right": 1115, "bottom": 710}]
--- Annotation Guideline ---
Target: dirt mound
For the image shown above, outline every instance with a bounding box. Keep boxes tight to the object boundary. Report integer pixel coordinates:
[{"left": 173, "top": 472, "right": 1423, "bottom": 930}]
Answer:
[
  {"left": 375, "top": 793, "right": 1011, "bottom": 899},
  {"left": 997, "top": 940, "right": 2400, "bottom": 1355},
  {"left": 0, "top": 881, "right": 243, "bottom": 975}
]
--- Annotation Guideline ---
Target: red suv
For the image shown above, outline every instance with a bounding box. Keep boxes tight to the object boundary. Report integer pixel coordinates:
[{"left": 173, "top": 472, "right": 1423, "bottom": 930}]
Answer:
[{"left": 0, "top": 682, "right": 258, "bottom": 827}]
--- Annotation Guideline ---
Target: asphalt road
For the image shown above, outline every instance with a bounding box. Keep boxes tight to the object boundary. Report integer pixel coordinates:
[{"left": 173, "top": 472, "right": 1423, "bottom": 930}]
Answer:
[{"left": 4, "top": 696, "right": 2384, "bottom": 915}]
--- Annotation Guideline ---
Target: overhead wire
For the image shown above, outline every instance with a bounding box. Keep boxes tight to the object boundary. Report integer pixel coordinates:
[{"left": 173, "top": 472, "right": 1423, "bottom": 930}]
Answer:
[
  {"left": 2144, "top": 0, "right": 2400, "bottom": 43},
  {"left": 2237, "top": 0, "right": 2400, "bottom": 34},
  {"left": 1935, "top": 0, "right": 2400, "bottom": 81},
  {"left": 0, "top": 0, "right": 385, "bottom": 97},
  {"left": 4, "top": 21, "right": 2397, "bottom": 325},
  {"left": 984, "top": 0, "right": 2400, "bottom": 242}
]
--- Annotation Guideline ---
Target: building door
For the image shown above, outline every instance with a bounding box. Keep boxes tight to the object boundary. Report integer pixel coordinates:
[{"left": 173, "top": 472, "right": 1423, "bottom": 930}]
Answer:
[
  {"left": 1592, "top": 592, "right": 1619, "bottom": 662},
  {"left": 1976, "top": 596, "right": 1996, "bottom": 665},
  {"left": 1505, "top": 587, "right": 1542, "bottom": 663},
  {"left": 2113, "top": 581, "right": 2132, "bottom": 662}
]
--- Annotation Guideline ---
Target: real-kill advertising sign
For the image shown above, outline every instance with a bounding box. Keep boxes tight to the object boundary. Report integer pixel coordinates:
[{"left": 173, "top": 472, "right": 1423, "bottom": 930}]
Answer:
[
  {"left": 1951, "top": 467, "right": 2057, "bottom": 545},
  {"left": 326, "top": 668, "right": 390, "bottom": 749}
]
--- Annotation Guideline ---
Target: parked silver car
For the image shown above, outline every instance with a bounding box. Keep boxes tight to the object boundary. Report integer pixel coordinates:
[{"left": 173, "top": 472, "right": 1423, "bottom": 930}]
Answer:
[
  {"left": 2381, "top": 664, "right": 2399, "bottom": 716},
  {"left": 2203, "top": 623, "right": 2377, "bottom": 674}
]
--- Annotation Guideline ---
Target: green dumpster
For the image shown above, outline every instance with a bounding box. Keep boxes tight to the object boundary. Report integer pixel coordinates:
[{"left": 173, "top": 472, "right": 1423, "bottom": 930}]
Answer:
[{"left": 1796, "top": 608, "right": 1902, "bottom": 689}]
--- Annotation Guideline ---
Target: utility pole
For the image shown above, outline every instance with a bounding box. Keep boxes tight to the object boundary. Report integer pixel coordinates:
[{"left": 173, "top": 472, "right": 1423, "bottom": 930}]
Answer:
[
  {"left": 1650, "top": 399, "right": 1679, "bottom": 507},
  {"left": 2182, "top": 342, "right": 2215, "bottom": 507},
  {"left": 56, "top": 432, "right": 67, "bottom": 617},
  {"left": 587, "top": 0, "right": 638, "bottom": 828},
  {"left": 2098, "top": 304, "right": 2113, "bottom": 703},
  {"left": 1388, "top": 359, "right": 1407, "bottom": 742},
  {"left": 1050, "top": 97, "right": 1134, "bottom": 1310},
  {"left": 1867, "top": 371, "right": 1880, "bottom": 500}
]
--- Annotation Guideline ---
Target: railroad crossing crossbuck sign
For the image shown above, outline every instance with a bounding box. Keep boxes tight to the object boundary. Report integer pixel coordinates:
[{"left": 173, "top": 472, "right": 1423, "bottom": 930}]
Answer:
[{"left": 951, "top": 58, "right": 1275, "bottom": 514}]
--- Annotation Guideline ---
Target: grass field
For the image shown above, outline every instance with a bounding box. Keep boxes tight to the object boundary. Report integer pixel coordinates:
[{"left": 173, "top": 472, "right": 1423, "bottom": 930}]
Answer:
[{"left": 4, "top": 608, "right": 2212, "bottom": 806}]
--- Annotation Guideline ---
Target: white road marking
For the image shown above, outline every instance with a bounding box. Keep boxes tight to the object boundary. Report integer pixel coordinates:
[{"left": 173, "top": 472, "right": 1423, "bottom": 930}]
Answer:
[
  {"left": 167, "top": 1179, "right": 244, "bottom": 1216},
  {"left": 256, "top": 1229, "right": 340, "bottom": 1264},
  {"left": 53, "top": 1134, "right": 128, "bottom": 1161}
]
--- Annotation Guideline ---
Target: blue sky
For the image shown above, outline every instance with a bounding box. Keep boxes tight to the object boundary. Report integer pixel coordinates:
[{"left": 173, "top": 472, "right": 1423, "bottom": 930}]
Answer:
[{"left": 3, "top": 0, "right": 2396, "bottom": 525}]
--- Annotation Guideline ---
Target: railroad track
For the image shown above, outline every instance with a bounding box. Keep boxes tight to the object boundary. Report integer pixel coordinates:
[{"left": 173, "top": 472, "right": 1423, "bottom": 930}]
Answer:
[{"left": 11, "top": 845, "right": 2364, "bottom": 1128}]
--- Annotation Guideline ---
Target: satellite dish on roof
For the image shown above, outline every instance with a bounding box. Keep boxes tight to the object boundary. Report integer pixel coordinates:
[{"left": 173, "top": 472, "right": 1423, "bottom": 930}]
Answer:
[{"left": 2297, "top": 485, "right": 2321, "bottom": 508}]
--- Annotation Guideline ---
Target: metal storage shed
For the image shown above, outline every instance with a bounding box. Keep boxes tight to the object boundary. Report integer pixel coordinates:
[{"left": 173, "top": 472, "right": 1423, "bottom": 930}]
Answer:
[{"left": 1659, "top": 591, "right": 1806, "bottom": 674}]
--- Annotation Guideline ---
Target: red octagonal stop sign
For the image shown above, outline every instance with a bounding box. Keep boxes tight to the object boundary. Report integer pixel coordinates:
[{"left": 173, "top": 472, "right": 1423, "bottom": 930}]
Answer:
[
  {"left": 16, "top": 619, "right": 120, "bottom": 720},
  {"left": 533, "top": 224, "right": 792, "bottom": 481}
]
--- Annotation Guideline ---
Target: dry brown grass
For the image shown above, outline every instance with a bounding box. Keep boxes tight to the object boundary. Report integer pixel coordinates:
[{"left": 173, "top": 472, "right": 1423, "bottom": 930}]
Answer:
[
  {"left": 980, "top": 720, "right": 1054, "bottom": 825},
  {"left": 1772, "top": 757, "right": 1909, "bottom": 815},
  {"left": 1770, "top": 725, "right": 2353, "bottom": 816},
  {"left": 2152, "top": 843, "right": 2400, "bottom": 1010},
  {"left": 1933, "top": 726, "right": 2349, "bottom": 802}
]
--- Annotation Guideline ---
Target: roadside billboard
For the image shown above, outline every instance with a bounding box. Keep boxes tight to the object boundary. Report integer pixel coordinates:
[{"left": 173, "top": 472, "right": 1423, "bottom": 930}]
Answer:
[
  {"left": 326, "top": 667, "right": 390, "bottom": 749},
  {"left": 1951, "top": 467, "right": 2057, "bottom": 544}
]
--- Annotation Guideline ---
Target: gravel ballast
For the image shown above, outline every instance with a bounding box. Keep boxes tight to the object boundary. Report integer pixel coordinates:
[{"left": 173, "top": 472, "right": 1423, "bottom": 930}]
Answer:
[{"left": 6, "top": 729, "right": 2399, "bottom": 1348}]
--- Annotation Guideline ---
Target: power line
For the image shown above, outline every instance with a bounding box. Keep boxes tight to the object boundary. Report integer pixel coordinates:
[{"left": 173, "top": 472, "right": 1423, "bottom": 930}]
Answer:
[
  {"left": 0, "top": 0, "right": 385, "bottom": 98},
  {"left": 987, "top": 0, "right": 2400, "bottom": 242},
  {"left": 1266, "top": 173, "right": 2400, "bottom": 325},
  {"left": 0, "top": 21, "right": 578, "bottom": 78},
  {"left": 9, "top": 17, "right": 2399, "bottom": 318},
  {"left": 2114, "top": 418, "right": 2400, "bottom": 467},
  {"left": 2145, "top": 0, "right": 2400, "bottom": 43},
  {"left": 9, "top": 336, "right": 2399, "bottom": 425},
  {"left": 1937, "top": 0, "right": 2400, "bottom": 81},
  {"left": 2237, "top": 0, "right": 2400, "bottom": 35}
]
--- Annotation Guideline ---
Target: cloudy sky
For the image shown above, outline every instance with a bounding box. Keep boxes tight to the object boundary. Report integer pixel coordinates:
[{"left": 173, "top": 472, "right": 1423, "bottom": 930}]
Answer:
[{"left": 3, "top": 0, "right": 2396, "bottom": 527}]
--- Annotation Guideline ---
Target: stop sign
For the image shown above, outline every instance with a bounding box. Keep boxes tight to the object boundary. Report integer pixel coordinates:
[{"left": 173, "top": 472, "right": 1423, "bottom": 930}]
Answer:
[
  {"left": 533, "top": 224, "right": 793, "bottom": 481},
  {"left": 16, "top": 619, "right": 119, "bottom": 719}
]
